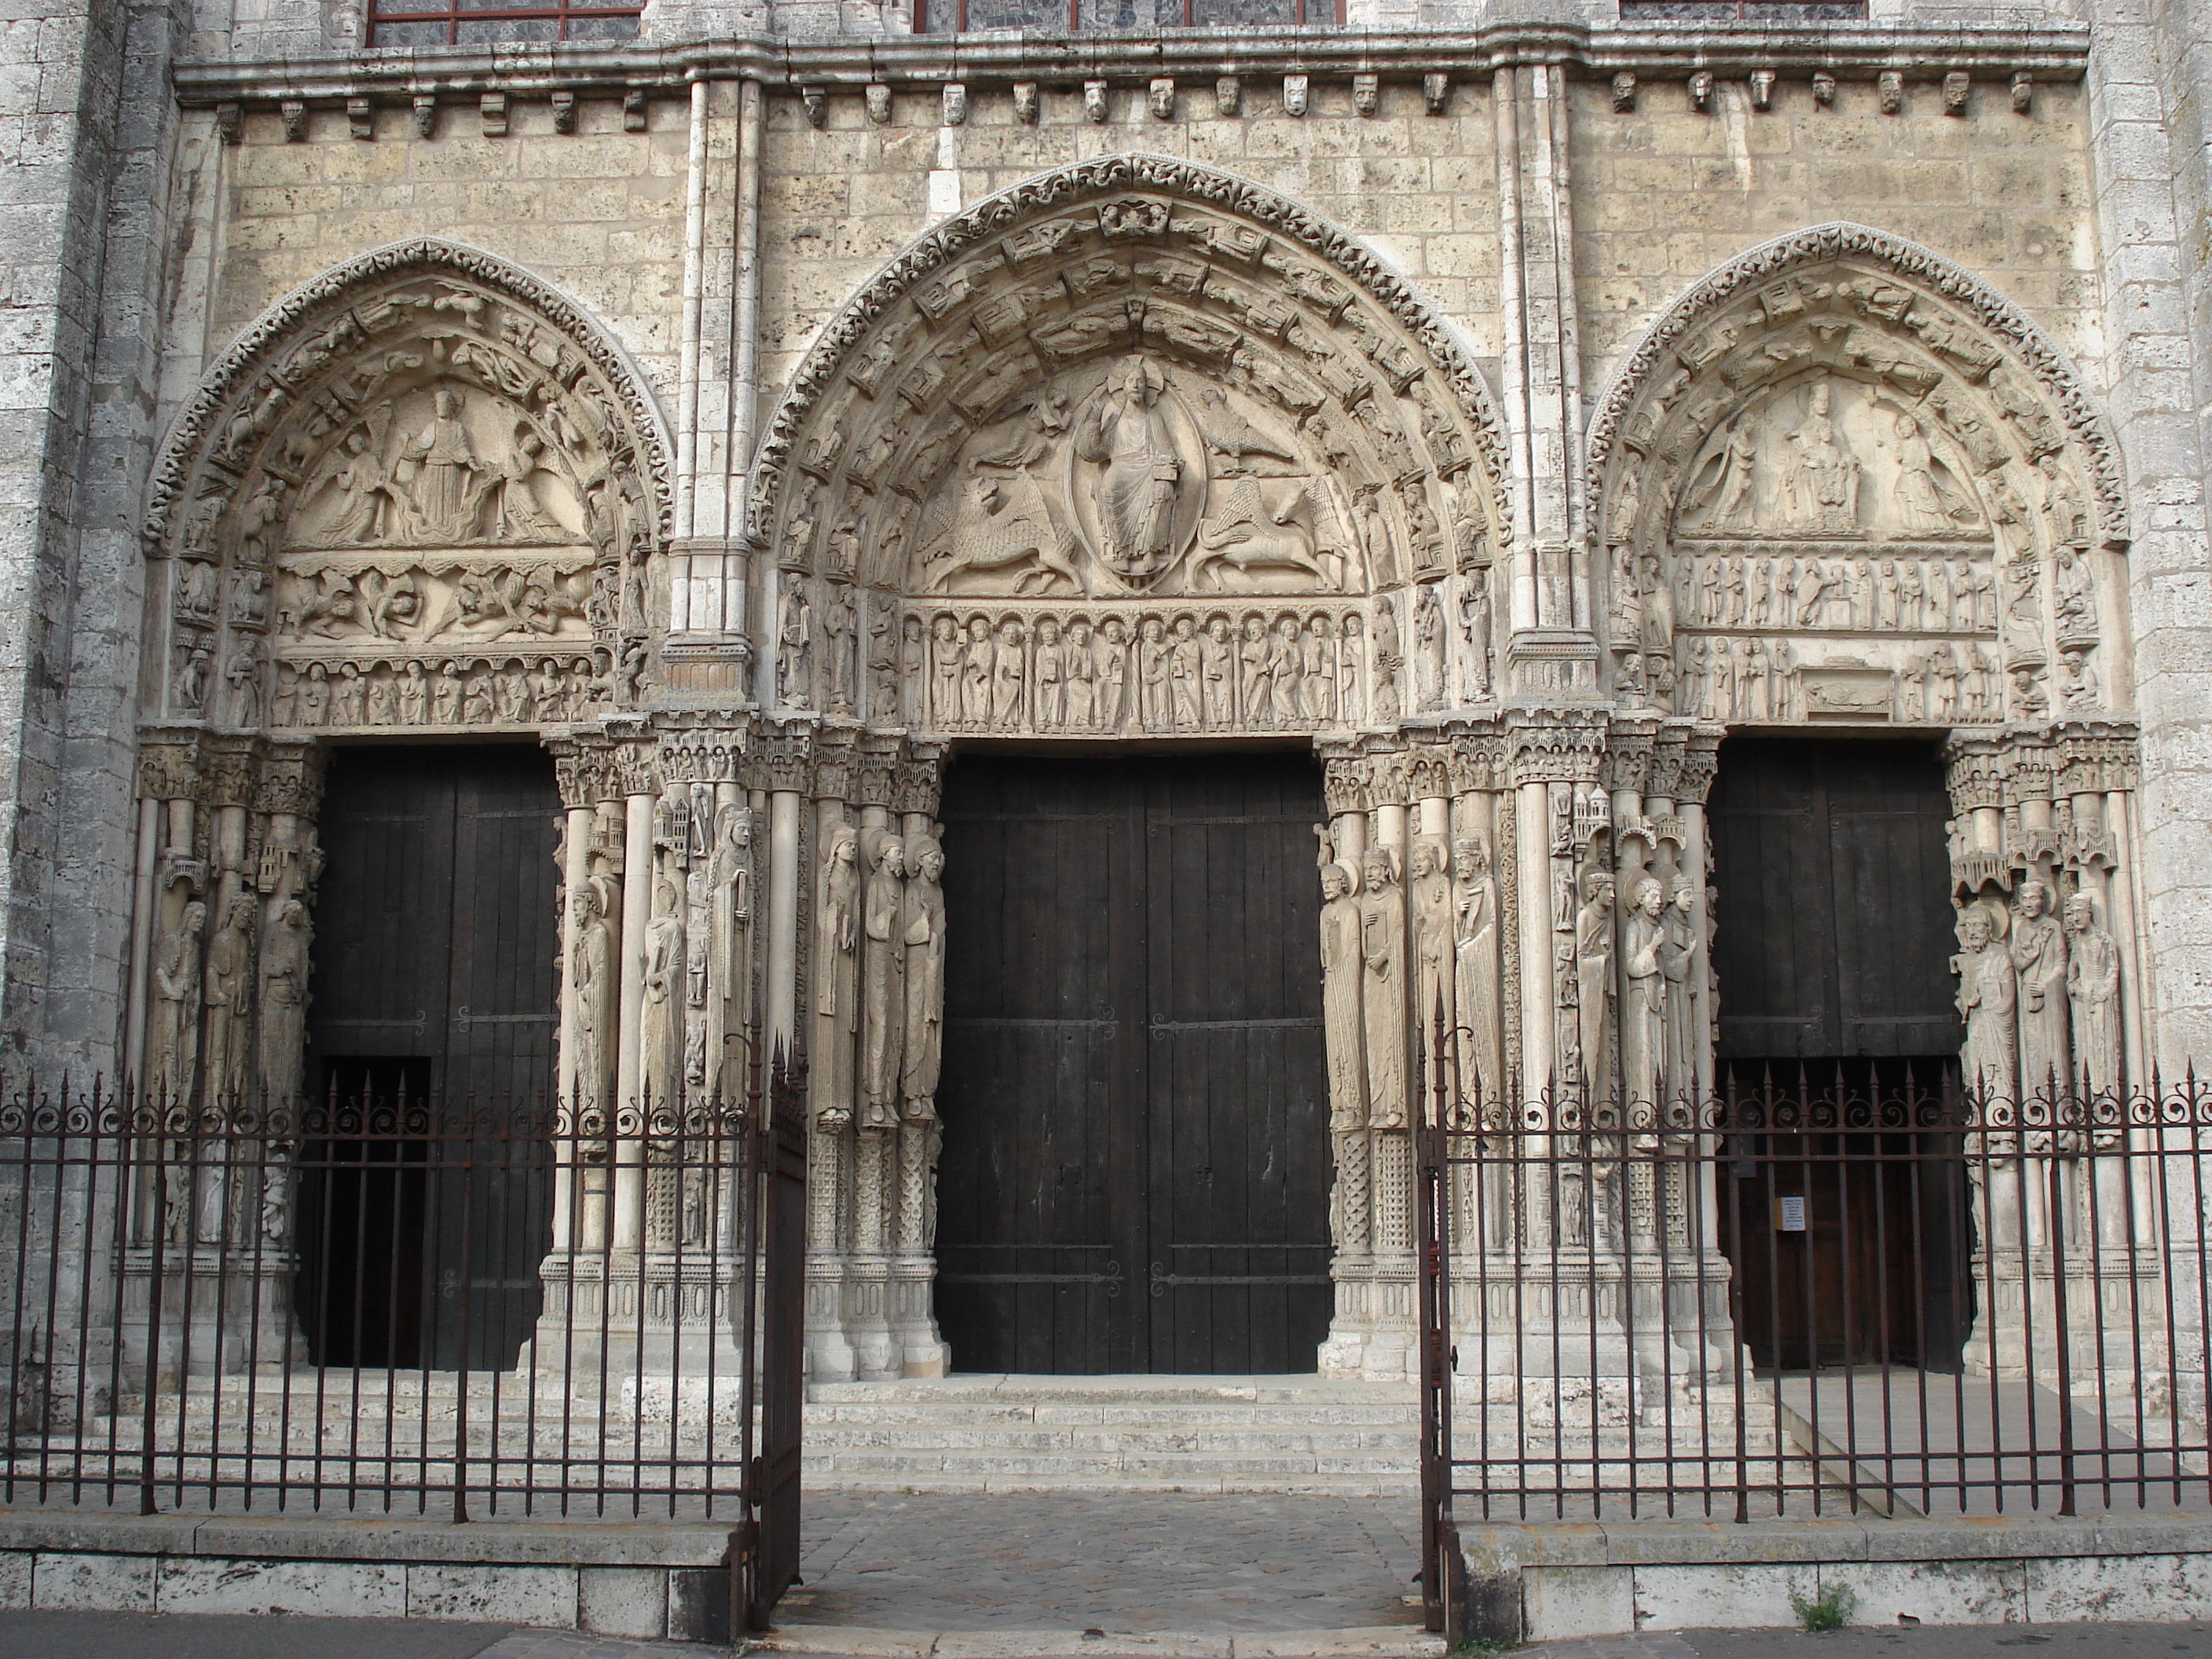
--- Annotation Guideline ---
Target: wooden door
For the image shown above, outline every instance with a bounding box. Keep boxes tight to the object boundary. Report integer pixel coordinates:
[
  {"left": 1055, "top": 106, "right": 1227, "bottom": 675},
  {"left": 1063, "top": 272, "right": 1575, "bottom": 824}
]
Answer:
[
  {"left": 1708, "top": 739, "right": 1968, "bottom": 1372},
  {"left": 302, "top": 745, "right": 561, "bottom": 1369},
  {"left": 934, "top": 753, "right": 1332, "bottom": 1374}
]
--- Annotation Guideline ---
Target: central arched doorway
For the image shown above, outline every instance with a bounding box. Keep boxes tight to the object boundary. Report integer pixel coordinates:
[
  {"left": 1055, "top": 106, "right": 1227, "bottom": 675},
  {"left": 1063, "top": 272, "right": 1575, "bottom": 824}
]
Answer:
[{"left": 933, "top": 749, "right": 1332, "bottom": 1374}]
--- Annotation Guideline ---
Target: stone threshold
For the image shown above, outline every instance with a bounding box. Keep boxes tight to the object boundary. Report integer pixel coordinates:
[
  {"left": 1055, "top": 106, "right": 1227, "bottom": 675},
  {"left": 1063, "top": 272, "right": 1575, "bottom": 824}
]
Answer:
[
  {"left": 764, "top": 1624, "right": 1445, "bottom": 1657},
  {"left": 1462, "top": 1513, "right": 2212, "bottom": 1644},
  {"left": 0, "top": 1508, "right": 738, "bottom": 1643}
]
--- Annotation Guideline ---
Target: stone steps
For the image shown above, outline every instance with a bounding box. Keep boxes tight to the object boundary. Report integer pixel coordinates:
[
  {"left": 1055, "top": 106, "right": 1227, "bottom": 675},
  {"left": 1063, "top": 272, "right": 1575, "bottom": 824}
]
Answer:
[{"left": 799, "top": 1374, "right": 1423, "bottom": 1495}]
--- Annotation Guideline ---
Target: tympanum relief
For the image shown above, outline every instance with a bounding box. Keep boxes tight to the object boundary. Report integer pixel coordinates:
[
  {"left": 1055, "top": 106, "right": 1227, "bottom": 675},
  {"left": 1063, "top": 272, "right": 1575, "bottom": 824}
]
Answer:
[
  {"left": 147, "top": 249, "right": 668, "bottom": 740},
  {"left": 757, "top": 170, "right": 1509, "bottom": 739},
  {"left": 1598, "top": 249, "right": 2122, "bottom": 733}
]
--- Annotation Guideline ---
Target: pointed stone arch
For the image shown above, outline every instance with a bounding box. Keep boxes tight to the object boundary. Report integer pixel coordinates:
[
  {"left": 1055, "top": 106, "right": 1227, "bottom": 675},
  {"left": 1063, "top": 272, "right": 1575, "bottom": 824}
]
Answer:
[
  {"left": 1585, "top": 223, "right": 2129, "bottom": 727},
  {"left": 141, "top": 239, "right": 675, "bottom": 737},
  {"left": 749, "top": 155, "right": 1513, "bottom": 736}
]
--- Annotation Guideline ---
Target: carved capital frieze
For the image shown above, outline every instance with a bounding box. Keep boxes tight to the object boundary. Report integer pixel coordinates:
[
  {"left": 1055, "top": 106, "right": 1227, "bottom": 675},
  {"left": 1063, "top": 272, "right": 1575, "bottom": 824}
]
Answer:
[
  {"left": 135, "top": 731, "right": 205, "bottom": 803},
  {"left": 1323, "top": 756, "right": 1370, "bottom": 816},
  {"left": 2050, "top": 719, "right": 2141, "bottom": 795},
  {"left": 611, "top": 738, "right": 661, "bottom": 799},
  {"left": 1505, "top": 711, "right": 1609, "bottom": 788},
  {"left": 1943, "top": 733, "right": 2010, "bottom": 812},
  {"left": 657, "top": 717, "right": 751, "bottom": 786},
  {"left": 889, "top": 746, "right": 943, "bottom": 818},
  {"left": 749, "top": 727, "right": 817, "bottom": 794},
  {"left": 251, "top": 738, "right": 325, "bottom": 818},
  {"left": 1446, "top": 731, "right": 1506, "bottom": 794},
  {"left": 201, "top": 738, "right": 258, "bottom": 811},
  {"left": 551, "top": 739, "right": 615, "bottom": 811}
]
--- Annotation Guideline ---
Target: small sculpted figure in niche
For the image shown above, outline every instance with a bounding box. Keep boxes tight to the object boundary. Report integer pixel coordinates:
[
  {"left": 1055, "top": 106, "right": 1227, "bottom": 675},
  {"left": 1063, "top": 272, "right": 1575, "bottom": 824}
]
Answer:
[
  {"left": 821, "top": 583, "right": 858, "bottom": 716},
  {"left": 1899, "top": 559, "right": 1926, "bottom": 631},
  {"left": 1316, "top": 844, "right": 1367, "bottom": 1133},
  {"left": 901, "top": 833, "right": 947, "bottom": 1123},
  {"left": 1607, "top": 547, "right": 1640, "bottom": 644},
  {"left": 2059, "top": 646, "right": 2100, "bottom": 712},
  {"left": 1372, "top": 599, "right": 1402, "bottom": 723},
  {"left": 778, "top": 586, "right": 813, "bottom": 709},
  {"left": 2053, "top": 545, "right": 2098, "bottom": 638},
  {"left": 202, "top": 894, "right": 258, "bottom": 1102},
  {"left": 1408, "top": 839, "right": 1452, "bottom": 1047},
  {"left": 1927, "top": 556, "right": 1954, "bottom": 632},
  {"left": 1697, "top": 558, "right": 1722, "bottom": 626},
  {"left": 1793, "top": 557, "right": 1829, "bottom": 628},
  {"left": 152, "top": 902, "right": 207, "bottom": 1097},
  {"left": 174, "top": 639, "right": 214, "bottom": 715},
  {"left": 2038, "top": 452, "right": 2090, "bottom": 546},
  {"left": 1076, "top": 357, "right": 1184, "bottom": 580},
  {"left": 1782, "top": 380, "right": 1862, "bottom": 533},
  {"left": 1034, "top": 617, "right": 1068, "bottom": 729},
  {"left": 1302, "top": 615, "right": 1337, "bottom": 723},
  {"left": 1237, "top": 615, "right": 1269, "bottom": 727},
  {"left": 2064, "top": 890, "right": 2122, "bottom": 1106},
  {"left": 958, "top": 617, "right": 993, "bottom": 727},
  {"left": 929, "top": 615, "right": 963, "bottom": 727},
  {"left": 1170, "top": 615, "right": 1203, "bottom": 728},
  {"left": 1638, "top": 551, "right": 1674, "bottom": 651},
  {"left": 1066, "top": 619, "right": 1097, "bottom": 729},
  {"left": 1097, "top": 617, "right": 1130, "bottom": 731},
  {"left": 1575, "top": 870, "right": 1617, "bottom": 1104},
  {"left": 297, "top": 662, "right": 331, "bottom": 728},
  {"left": 397, "top": 660, "right": 429, "bottom": 725},
  {"left": 860, "top": 830, "right": 907, "bottom": 1131},
  {"left": 1137, "top": 617, "right": 1170, "bottom": 731},
  {"left": 225, "top": 651, "right": 262, "bottom": 728},
  {"left": 1930, "top": 643, "right": 1961, "bottom": 721},
  {"left": 1724, "top": 562, "right": 1747, "bottom": 627},
  {"left": 1270, "top": 616, "right": 1303, "bottom": 725},
  {"left": 1708, "top": 637, "right": 1736, "bottom": 720},
  {"left": 991, "top": 617, "right": 1027, "bottom": 727},
  {"left": 1414, "top": 584, "right": 1448, "bottom": 712},
  {"left": 1339, "top": 614, "right": 1367, "bottom": 725},
  {"left": 1452, "top": 835, "right": 1501, "bottom": 1109},
  {"left": 1659, "top": 881, "right": 1698, "bottom": 1106},
  {"left": 1958, "top": 903, "right": 2017, "bottom": 1101},
  {"left": 900, "top": 614, "right": 927, "bottom": 724},
  {"left": 1459, "top": 571, "right": 1493, "bottom": 701},
  {"left": 1200, "top": 616, "right": 1235, "bottom": 727},
  {"left": 1620, "top": 876, "right": 1671, "bottom": 1109},
  {"left": 1741, "top": 639, "right": 1768, "bottom": 720},
  {"left": 462, "top": 668, "right": 496, "bottom": 726},
  {"left": 816, "top": 826, "right": 860, "bottom": 1125},
  {"left": 2012, "top": 880, "right": 2071, "bottom": 1100},
  {"left": 1357, "top": 845, "right": 1408, "bottom": 1130}
]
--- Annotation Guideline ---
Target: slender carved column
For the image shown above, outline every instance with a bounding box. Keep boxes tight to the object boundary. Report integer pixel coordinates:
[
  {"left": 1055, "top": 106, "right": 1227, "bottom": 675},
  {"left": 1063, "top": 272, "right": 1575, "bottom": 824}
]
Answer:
[
  {"left": 1317, "top": 751, "right": 1375, "bottom": 1376},
  {"left": 805, "top": 731, "right": 861, "bottom": 1382},
  {"left": 891, "top": 744, "right": 949, "bottom": 1376},
  {"left": 613, "top": 734, "right": 658, "bottom": 1251}
]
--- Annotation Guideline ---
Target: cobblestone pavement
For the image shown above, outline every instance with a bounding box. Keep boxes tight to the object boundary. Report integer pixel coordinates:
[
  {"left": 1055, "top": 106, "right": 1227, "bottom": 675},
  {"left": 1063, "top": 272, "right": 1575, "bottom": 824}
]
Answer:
[
  {"left": 1529, "top": 1628, "right": 2212, "bottom": 1659},
  {"left": 785, "top": 1492, "right": 1425, "bottom": 1635}
]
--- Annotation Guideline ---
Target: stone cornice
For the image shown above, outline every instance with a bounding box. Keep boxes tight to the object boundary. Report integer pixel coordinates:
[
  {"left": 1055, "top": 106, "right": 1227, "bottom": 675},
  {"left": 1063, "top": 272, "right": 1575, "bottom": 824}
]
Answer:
[{"left": 170, "top": 22, "right": 2089, "bottom": 108}]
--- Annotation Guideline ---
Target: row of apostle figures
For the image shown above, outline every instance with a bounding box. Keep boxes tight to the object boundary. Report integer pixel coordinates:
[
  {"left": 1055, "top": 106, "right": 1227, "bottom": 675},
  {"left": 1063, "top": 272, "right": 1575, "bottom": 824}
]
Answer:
[
  {"left": 815, "top": 825, "right": 947, "bottom": 1134},
  {"left": 1317, "top": 831, "right": 1706, "bottom": 1128},
  {"left": 1957, "top": 879, "right": 2125, "bottom": 1110}
]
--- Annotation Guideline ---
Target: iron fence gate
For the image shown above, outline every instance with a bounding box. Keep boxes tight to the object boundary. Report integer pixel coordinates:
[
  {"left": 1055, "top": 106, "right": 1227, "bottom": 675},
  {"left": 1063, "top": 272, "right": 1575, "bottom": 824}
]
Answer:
[
  {"left": 0, "top": 1039, "right": 809, "bottom": 1631},
  {"left": 1415, "top": 1009, "right": 2212, "bottom": 1638}
]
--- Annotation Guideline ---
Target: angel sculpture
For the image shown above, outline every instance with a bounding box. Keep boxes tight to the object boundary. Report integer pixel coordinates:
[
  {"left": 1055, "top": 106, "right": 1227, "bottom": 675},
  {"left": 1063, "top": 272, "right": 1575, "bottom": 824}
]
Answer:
[{"left": 355, "top": 568, "right": 425, "bottom": 639}]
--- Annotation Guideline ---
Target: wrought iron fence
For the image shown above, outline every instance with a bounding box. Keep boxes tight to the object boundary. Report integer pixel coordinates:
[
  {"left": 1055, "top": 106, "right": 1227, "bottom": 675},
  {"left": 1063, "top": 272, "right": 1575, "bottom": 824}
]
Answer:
[
  {"left": 0, "top": 1051, "right": 807, "bottom": 1531},
  {"left": 1416, "top": 1054, "right": 2212, "bottom": 1553}
]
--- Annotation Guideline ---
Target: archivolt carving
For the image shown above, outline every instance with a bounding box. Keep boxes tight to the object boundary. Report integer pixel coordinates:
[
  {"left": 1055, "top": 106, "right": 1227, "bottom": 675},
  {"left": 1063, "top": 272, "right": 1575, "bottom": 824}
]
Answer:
[
  {"left": 143, "top": 240, "right": 672, "bottom": 738},
  {"left": 1590, "top": 225, "right": 2128, "bottom": 730}
]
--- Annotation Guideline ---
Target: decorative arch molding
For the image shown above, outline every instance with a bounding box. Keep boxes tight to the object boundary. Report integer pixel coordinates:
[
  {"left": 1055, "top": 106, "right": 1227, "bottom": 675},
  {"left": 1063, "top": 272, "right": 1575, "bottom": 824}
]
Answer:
[
  {"left": 748, "top": 155, "right": 1513, "bottom": 739},
  {"left": 141, "top": 239, "right": 676, "bottom": 739},
  {"left": 1587, "top": 222, "right": 2129, "bottom": 728}
]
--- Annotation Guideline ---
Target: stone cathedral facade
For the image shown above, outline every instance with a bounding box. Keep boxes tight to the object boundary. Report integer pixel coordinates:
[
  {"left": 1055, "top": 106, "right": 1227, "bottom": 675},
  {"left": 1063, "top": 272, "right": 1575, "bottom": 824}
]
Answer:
[{"left": 5, "top": 0, "right": 2210, "bottom": 1386}]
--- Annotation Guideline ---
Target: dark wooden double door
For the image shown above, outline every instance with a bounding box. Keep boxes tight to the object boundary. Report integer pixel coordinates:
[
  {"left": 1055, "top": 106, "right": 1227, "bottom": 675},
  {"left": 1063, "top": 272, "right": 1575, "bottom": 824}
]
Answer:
[
  {"left": 1708, "top": 738, "right": 1970, "bottom": 1372},
  {"left": 935, "top": 753, "right": 1333, "bottom": 1375},
  {"left": 297, "top": 745, "right": 562, "bottom": 1370}
]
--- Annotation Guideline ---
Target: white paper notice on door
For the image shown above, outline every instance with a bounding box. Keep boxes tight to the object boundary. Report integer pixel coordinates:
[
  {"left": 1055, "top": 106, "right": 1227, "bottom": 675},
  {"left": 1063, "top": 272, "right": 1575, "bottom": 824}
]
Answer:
[{"left": 1777, "top": 1196, "right": 1807, "bottom": 1232}]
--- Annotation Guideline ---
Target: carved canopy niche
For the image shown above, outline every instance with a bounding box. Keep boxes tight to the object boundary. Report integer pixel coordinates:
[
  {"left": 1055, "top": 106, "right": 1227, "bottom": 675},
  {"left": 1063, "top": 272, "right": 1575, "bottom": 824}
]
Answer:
[
  {"left": 144, "top": 240, "right": 674, "bottom": 739},
  {"left": 1590, "top": 225, "right": 2127, "bottom": 731},
  {"left": 753, "top": 155, "right": 1512, "bottom": 738}
]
